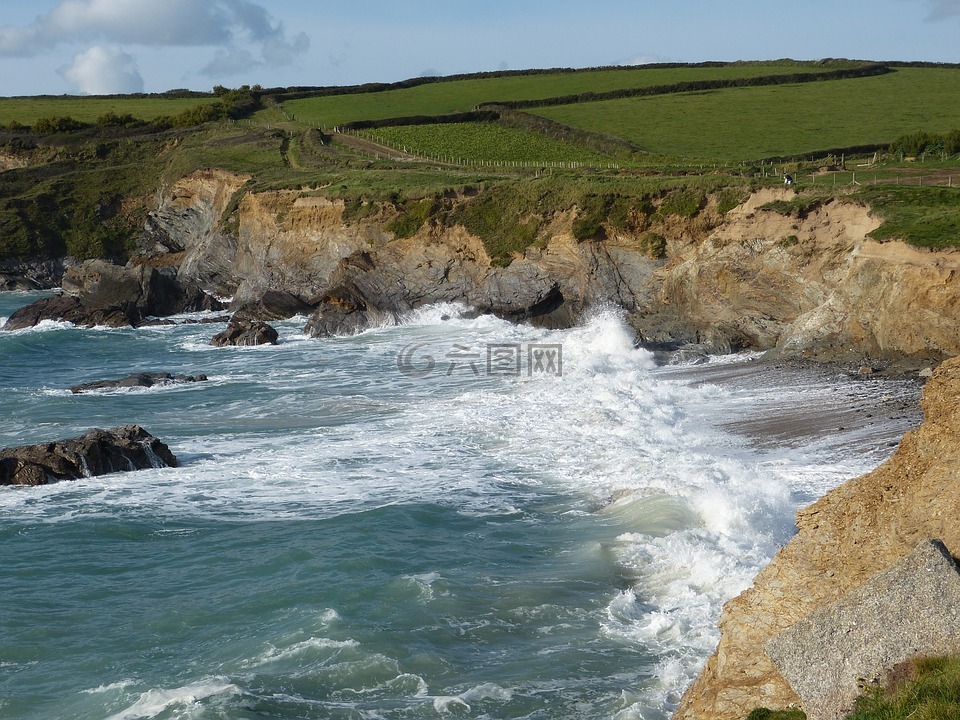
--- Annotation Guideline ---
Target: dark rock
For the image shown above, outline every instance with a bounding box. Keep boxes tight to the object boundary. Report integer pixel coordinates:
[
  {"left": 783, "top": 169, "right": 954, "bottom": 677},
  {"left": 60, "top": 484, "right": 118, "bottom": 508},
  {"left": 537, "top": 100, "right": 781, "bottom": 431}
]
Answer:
[
  {"left": 70, "top": 372, "right": 208, "bottom": 394},
  {"left": 138, "top": 315, "right": 232, "bottom": 327},
  {"left": 766, "top": 539, "right": 960, "bottom": 720},
  {"left": 303, "top": 284, "right": 380, "bottom": 338},
  {"left": 476, "top": 280, "right": 573, "bottom": 328},
  {"left": 211, "top": 318, "right": 279, "bottom": 346},
  {"left": 302, "top": 248, "right": 580, "bottom": 337},
  {"left": 2, "top": 260, "right": 224, "bottom": 331},
  {"left": 231, "top": 290, "right": 315, "bottom": 322},
  {"left": 3, "top": 294, "right": 130, "bottom": 330},
  {"left": 0, "top": 257, "right": 73, "bottom": 291},
  {"left": 0, "top": 425, "right": 177, "bottom": 486}
]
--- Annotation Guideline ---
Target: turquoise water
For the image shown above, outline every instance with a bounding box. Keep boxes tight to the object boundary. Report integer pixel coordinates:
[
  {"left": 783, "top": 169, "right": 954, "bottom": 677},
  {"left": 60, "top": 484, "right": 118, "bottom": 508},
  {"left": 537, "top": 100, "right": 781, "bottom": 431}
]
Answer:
[{"left": 0, "top": 292, "right": 915, "bottom": 719}]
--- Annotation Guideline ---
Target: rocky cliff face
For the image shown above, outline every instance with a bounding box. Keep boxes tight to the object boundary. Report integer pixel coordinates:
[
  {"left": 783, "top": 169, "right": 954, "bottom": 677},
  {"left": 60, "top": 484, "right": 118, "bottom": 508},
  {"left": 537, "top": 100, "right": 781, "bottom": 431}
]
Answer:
[
  {"left": 153, "top": 173, "right": 960, "bottom": 366},
  {"left": 632, "top": 189, "right": 960, "bottom": 363},
  {"left": 673, "top": 354, "right": 960, "bottom": 720}
]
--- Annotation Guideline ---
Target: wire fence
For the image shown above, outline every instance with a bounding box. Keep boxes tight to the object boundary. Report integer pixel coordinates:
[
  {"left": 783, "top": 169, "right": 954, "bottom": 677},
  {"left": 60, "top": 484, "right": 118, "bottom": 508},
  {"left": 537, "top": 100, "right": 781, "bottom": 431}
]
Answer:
[{"left": 228, "top": 120, "right": 959, "bottom": 186}]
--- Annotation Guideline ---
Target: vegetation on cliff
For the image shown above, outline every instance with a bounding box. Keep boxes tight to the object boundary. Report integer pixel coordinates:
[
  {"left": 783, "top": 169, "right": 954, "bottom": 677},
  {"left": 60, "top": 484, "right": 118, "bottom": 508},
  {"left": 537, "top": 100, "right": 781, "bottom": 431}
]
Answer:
[
  {"left": 1, "top": 61, "right": 959, "bottom": 267},
  {"left": 746, "top": 654, "right": 960, "bottom": 720}
]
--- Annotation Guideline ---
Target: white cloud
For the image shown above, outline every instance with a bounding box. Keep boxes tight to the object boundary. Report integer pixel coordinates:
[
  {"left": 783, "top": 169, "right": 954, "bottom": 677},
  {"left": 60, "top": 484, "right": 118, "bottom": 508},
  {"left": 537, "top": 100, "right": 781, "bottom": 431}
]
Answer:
[
  {"left": 59, "top": 45, "right": 144, "bottom": 94},
  {"left": 0, "top": 0, "right": 309, "bottom": 73}
]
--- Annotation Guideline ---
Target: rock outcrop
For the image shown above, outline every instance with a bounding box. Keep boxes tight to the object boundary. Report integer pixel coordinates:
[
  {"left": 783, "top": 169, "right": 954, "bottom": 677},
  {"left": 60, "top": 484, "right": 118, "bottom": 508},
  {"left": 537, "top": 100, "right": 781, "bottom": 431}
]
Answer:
[
  {"left": 2, "top": 259, "right": 223, "bottom": 330},
  {"left": 0, "top": 257, "right": 72, "bottom": 291},
  {"left": 230, "top": 289, "right": 315, "bottom": 322},
  {"left": 767, "top": 539, "right": 960, "bottom": 720},
  {"left": 632, "top": 190, "right": 960, "bottom": 364},
  {"left": 210, "top": 317, "right": 279, "bottom": 346},
  {"left": 673, "top": 355, "right": 960, "bottom": 720},
  {"left": 5, "top": 172, "right": 958, "bottom": 368},
  {"left": 163, "top": 176, "right": 959, "bottom": 365},
  {"left": 0, "top": 425, "right": 177, "bottom": 486},
  {"left": 70, "top": 372, "right": 208, "bottom": 394}
]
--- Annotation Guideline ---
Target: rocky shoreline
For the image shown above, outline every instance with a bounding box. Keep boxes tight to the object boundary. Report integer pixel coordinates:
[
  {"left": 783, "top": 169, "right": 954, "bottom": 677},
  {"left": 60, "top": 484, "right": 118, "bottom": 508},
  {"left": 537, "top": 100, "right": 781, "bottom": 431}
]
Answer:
[
  {"left": 4, "top": 179, "right": 959, "bottom": 377},
  {"left": 2, "top": 173, "right": 959, "bottom": 719},
  {"left": 672, "top": 354, "right": 960, "bottom": 720}
]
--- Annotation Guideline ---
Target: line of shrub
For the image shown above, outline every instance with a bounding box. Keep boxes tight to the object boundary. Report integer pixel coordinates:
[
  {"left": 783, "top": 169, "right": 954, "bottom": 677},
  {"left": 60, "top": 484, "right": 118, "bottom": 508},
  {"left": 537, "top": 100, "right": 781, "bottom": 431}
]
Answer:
[
  {"left": 266, "top": 60, "right": 877, "bottom": 103},
  {"left": 336, "top": 111, "right": 501, "bottom": 132},
  {"left": 889, "top": 129, "right": 960, "bottom": 157},
  {"left": 478, "top": 65, "right": 892, "bottom": 111},
  {"left": 24, "top": 87, "right": 263, "bottom": 135}
]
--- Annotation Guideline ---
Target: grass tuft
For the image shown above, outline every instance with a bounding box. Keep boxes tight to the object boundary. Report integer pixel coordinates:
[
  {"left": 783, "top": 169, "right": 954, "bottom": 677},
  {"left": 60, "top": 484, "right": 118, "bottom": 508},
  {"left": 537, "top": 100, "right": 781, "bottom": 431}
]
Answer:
[{"left": 846, "top": 655, "right": 960, "bottom": 720}]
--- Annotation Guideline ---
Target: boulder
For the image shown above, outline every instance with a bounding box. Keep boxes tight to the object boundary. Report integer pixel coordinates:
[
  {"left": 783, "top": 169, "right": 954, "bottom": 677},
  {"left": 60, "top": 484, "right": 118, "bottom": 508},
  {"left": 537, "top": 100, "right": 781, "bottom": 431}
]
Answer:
[
  {"left": 2, "top": 260, "right": 224, "bottom": 331},
  {"left": 3, "top": 293, "right": 134, "bottom": 330},
  {"left": 211, "top": 318, "right": 279, "bottom": 346},
  {"left": 767, "top": 539, "right": 960, "bottom": 720},
  {"left": 0, "top": 257, "right": 72, "bottom": 291},
  {"left": 0, "top": 425, "right": 177, "bottom": 486},
  {"left": 303, "top": 284, "right": 379, "bottom": 338},
  {"left": 70, "top": 372, "right": 208, "bottom": 394},
  {"left": 231, "top": 289, "right": 315, "bottom": 322}
]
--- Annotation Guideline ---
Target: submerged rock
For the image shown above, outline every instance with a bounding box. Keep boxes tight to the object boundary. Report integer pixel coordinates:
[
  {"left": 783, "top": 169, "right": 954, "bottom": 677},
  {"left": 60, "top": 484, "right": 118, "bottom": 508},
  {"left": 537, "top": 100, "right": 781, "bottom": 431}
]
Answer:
[
  {"left": 0, "top": 425, "right": 177, "bottom": 486},
  {"left": 70, "top": 372, "right": 208, "bottom": 394},
  {"left": 210, "top": 317, "right": 279, "bottom": 346}
]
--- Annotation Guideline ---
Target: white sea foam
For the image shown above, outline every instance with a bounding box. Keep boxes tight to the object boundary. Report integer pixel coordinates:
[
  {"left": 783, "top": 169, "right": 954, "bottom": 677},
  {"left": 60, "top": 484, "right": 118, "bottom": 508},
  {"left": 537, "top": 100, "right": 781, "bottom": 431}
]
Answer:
[
  {"left": 459, "top": 682, "right": 513, "bottom": 702},
  {"left": 0, "top": 301, "right": 918, "bottom": 719},
  {"left": 105, "top": 680, "right": 242, "bottom": 720},
  {"left": 248, "top": 637, "right": 360, "bottom": 667},
  {"left": 81, "top": 680, "right": 136, "bottom": 694}
]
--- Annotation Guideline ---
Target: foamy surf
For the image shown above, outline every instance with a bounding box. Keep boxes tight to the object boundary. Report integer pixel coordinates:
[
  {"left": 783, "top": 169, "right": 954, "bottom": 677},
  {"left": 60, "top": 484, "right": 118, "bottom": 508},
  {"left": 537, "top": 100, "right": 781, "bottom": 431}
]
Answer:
[{"left": 0, "top": 291, "right": 920, "bottom": 720}]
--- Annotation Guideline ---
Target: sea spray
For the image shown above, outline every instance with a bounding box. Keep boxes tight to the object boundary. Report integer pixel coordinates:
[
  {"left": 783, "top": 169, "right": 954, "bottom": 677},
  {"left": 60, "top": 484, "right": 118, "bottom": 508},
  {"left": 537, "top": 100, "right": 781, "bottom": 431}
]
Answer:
[{"left": 0, "top": 291, "right": 920, "bottom": 720}]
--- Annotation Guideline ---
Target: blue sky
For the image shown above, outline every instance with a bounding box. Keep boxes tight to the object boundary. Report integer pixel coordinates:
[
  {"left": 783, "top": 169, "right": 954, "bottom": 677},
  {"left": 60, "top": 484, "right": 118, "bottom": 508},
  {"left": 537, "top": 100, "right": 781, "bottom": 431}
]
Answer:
[{"left": 0, "top": 0, "right": 958, "bottom": 96}]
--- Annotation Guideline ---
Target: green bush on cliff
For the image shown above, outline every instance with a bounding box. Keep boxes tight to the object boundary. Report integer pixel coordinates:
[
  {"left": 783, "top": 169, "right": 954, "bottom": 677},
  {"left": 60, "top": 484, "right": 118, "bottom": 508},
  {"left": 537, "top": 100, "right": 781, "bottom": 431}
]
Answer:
[
  {"left": 745, "top": 655, "right": 960, "bottom": 720},
  {"left": 450, "top": 186, "right": 541, "bottom": 266},
  {"left": 657, "top": 188, "right": 705, "bottom": 217},
  {"left": 859, "top": 185, "right": 960, "bottom": 249},
  {"left": 386, "top": 197, "right": 439, "bottom": 238},
  {"left": 570, "top": 194, "right": 635, "bottom": 240},
  {"left": 33, "top": 115, "right": 87, "bottom": 133},
  {"left": 716, "top": 187, "right": 751, "bottom": 214},
  {"left": 745, "top": 709, "right": 806, "bottom": 720}
]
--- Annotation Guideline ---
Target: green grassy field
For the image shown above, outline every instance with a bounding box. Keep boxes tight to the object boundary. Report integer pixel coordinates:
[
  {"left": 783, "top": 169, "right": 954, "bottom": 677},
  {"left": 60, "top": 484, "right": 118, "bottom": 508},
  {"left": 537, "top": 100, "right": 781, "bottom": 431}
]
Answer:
[
  {"left": 365, "top": 122, "right": 618, "bottom": 165},
  {"left": 280, "top": 63, "right": 828, "bottom": 130},
  {"left": 2, "top": 62, "right": 960, "bottom": 262},
  {"left": 534, "top": 67, "right": 960, "bottom": 161},
  {"left": 0, "top": 96, "right": 220, "bottom": 126}
]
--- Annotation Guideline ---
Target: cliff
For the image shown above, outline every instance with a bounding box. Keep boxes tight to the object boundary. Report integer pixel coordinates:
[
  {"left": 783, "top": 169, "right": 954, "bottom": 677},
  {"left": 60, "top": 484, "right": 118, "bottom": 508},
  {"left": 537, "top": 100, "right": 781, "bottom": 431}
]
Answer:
[
  {"left": 6, "top": 170, "right": 958, "bottom": 366},
  {"left": 147, "top": 172, "right": 960, "bottom": 366},
  {"left": 673, "top": 354, "right": 960, "bottom": 719}
]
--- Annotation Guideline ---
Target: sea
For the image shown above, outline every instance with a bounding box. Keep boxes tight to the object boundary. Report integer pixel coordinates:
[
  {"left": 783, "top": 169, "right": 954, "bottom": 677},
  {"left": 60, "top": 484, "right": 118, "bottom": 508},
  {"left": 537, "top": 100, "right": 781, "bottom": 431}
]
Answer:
[{"left": 0, "top": 290, "right": 920, "bottom": 720}]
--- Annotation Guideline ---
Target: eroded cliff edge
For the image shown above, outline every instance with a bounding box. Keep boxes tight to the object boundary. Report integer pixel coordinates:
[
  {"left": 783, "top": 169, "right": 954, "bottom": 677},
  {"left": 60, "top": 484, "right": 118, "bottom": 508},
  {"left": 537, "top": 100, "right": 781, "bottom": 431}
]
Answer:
[
  {"left": 7, "top": 171, "right": 957, "bottom": 367},
  {"left": 673, "top": 354, "right": 960, "bottom": 720},
  {"left": 136, "top": 172, "right": 960, "bottom": 367}
]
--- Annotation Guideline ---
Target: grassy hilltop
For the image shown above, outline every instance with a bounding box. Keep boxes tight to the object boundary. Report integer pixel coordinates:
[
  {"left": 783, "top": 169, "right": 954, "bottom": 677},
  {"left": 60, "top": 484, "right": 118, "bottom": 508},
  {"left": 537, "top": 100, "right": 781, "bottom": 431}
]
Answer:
[{"left": 1, "top": 60, "right": 959, "bottom": 264}]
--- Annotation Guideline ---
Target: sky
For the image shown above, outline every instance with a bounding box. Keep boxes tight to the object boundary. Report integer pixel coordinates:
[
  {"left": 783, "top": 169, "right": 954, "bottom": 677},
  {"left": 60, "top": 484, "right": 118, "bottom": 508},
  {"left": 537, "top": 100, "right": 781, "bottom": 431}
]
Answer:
[{"left": 0, "top": 0, "right": 958, "bottom": 97}]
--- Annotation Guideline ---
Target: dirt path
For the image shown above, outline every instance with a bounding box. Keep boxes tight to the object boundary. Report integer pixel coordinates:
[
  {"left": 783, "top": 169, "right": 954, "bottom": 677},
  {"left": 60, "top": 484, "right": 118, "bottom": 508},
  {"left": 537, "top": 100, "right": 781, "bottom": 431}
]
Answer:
[{"left": 332, "top": 132, "right": 421, "bottom": 161}]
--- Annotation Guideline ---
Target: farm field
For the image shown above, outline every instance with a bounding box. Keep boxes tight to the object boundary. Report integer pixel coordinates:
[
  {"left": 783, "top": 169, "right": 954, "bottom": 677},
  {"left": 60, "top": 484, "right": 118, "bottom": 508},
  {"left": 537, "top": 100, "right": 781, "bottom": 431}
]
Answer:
[
  {"left": 533, "top": 67, "right": 960, "bottom": 161},
  {"left": 280, "top": 62, "right": 831, "bottom": 130},
  {"left": 364, "top": 123, "right": 617, "bottom": 165},
  {"left": 0, "top": 95, "right": 219, "bottom": 126}
]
